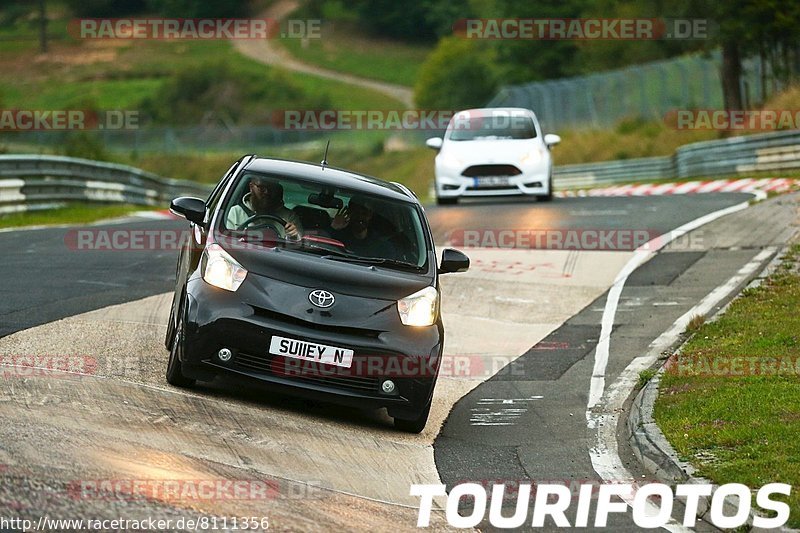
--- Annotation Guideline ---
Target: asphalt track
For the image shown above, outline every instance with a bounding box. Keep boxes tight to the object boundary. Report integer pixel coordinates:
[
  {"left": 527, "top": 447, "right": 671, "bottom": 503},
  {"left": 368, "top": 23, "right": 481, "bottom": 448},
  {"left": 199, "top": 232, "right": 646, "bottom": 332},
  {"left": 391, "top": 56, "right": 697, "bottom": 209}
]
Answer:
[
  {"left": 1, "top": 191, "right": 796, "bottom": 532},
  {"left": 1, "top": 194, "right": 749, "bottom": 335}
]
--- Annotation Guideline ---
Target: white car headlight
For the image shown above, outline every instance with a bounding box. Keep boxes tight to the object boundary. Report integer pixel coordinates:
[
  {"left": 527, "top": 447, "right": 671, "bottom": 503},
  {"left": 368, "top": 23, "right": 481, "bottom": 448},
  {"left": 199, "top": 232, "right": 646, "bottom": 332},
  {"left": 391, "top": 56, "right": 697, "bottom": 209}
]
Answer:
[
  {"left": 437, "top": 152, "right": 462, "bottom": 168},
  {"left": 202, "top": 243, "right": 247, "bottom": 291},
  {"left": 520, "top": 147, "right": 545, "bottom": 165},
  {"left": 397, "top": 286, "right": 439, "bottom": 327}
]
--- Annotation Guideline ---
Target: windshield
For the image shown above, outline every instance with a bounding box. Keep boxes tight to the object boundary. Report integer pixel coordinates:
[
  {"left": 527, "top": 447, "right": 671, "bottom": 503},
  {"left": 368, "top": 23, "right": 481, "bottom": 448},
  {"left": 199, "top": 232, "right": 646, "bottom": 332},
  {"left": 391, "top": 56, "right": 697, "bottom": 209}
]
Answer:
[
  {"left": 448, "top": 114, "right": 537, "bottom": 141},
  {"left": 219, "top": 171, "right": 428, "bottom": 270}
]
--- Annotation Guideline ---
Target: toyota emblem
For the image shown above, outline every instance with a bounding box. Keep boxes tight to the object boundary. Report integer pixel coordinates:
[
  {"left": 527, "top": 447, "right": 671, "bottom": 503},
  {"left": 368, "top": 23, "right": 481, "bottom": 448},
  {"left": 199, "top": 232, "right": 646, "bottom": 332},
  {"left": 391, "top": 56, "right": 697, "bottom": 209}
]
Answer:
[{"left": 309, "top": 289, "right": 335, "bottom": 308}]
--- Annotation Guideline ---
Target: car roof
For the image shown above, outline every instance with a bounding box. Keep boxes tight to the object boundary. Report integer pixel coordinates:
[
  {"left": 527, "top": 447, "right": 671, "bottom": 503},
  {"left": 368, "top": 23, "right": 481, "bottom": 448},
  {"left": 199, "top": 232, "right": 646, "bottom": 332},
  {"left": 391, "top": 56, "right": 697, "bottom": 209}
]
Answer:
[
  {"left": 243, "top": 157, "right": 417, "bottom": 203},
  {"left": 453, "top": 107, "right": 536, "bottom": 119}
]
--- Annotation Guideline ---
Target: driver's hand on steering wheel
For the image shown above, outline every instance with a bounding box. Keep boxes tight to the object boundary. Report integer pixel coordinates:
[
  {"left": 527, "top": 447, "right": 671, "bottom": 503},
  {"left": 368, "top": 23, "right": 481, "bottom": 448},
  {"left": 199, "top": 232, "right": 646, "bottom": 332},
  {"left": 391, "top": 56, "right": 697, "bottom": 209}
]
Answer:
[{"left": 285, "top": 221, "right": 300, "bottom": 240}]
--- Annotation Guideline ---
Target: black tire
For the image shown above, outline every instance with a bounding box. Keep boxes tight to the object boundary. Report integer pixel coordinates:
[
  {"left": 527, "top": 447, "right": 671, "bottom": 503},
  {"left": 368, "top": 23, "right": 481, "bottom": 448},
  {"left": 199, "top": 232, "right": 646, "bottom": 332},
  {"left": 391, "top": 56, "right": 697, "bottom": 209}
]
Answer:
[
  {"left": 537, "top": 176, "right": 554, "bottom": 202},
  {"left": 166, "top": 314, "right": 195, "bottom": 388},
  {"left": 394, "top": 401, "right": 431, "bottom": 433},
  {"left": 436, "top": 196, "right": 458, "bottom": 206},
  {"left": 165, "top": 299, "right": 176, "bottom": 350}
]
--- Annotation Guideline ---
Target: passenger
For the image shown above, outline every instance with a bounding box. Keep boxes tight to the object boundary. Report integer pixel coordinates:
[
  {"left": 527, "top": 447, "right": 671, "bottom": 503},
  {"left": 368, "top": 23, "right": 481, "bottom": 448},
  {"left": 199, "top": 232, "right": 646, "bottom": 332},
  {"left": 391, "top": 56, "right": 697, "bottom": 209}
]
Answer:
[{"left": 330, "top": 196, "right": 390, "bottom": 257}]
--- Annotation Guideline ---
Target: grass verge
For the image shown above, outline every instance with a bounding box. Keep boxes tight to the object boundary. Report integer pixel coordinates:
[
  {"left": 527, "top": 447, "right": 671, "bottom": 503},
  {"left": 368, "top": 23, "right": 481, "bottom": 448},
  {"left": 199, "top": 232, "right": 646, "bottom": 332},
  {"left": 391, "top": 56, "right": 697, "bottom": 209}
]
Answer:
[
  {"left": 654, "top": 244, "right": 800, "bottom": 528},
  {"left": 279, "top": 21, "right": 430, "bottom": 87},
  {"left": 0, "top": 203, "right": 155, "bottom": 229}
]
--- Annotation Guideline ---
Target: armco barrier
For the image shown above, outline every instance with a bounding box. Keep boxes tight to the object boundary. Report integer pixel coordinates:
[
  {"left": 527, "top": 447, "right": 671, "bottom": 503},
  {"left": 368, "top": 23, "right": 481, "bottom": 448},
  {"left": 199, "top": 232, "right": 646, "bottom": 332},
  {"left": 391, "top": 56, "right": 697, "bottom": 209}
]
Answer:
[
  {"left": 0, "top": 155, "right": 211, "bottom": 215},
  {"left": 554, "top": 129, "right": 800, "bottom": 190}
]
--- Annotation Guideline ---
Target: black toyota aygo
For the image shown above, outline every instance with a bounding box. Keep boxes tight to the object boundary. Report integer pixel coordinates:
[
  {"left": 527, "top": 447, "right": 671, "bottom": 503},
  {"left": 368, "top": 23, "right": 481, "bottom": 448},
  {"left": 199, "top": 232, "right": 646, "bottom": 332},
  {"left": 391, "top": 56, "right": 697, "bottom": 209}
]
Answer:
[{"left": 165, "top": 155, "right": 469, "bottom": 432}]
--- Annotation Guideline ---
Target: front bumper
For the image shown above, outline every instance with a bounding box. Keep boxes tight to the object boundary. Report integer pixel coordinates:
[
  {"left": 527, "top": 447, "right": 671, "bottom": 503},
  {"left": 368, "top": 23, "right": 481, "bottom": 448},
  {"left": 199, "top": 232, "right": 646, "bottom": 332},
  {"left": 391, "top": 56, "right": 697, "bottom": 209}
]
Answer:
[
  {"left": 435, "top": 168, "right": 551, "bottom": 198},
  {"left": 180, "top": 279, "right": 442, "bottom": 418}
]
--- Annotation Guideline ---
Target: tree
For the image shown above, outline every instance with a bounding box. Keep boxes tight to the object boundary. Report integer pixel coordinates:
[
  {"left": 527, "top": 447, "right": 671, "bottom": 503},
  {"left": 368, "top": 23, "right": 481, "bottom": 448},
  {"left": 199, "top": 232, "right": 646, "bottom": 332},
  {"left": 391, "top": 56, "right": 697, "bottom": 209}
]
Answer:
[
  {"left": 689, "top": 0, "right": 800, "bottom": 109},
  {"left": 63, "top": 0, "right": 146, "bottom": 17},
  {"left": 347, "top": 0, "right": 473, "bottom": 42},
  {"left": 414, "top": 37, "right": 499, "bottom": 109},
  {"left": 146, "top": 0, "right": 250, "bottom": 18},
  {"left": 38, "top": 0, "right": 46, "bottom": 53}
]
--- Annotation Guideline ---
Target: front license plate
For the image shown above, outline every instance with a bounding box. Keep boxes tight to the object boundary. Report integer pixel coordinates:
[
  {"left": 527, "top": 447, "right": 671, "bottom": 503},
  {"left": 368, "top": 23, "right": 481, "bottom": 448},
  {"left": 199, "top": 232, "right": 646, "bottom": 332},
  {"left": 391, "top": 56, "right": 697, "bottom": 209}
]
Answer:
[
  {"left": 474, "top": 176, "right": 511, "bottom": 187},
  {"left": 269, "top": 336, "right": 354, "bottom": 368}
]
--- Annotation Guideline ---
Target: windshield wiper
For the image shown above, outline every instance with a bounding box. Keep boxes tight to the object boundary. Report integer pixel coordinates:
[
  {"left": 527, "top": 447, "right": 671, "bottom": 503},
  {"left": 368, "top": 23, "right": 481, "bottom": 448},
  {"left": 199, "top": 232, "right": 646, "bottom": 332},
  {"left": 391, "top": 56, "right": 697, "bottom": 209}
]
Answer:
[{"left": 321, "top": 254, "right": 422, "bottom": 271}]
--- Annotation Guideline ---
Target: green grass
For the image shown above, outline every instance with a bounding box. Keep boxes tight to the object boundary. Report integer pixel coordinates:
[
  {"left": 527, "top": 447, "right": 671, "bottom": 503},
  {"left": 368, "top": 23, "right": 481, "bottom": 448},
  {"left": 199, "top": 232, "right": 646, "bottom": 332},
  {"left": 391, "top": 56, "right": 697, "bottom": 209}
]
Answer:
[
  {"left": 283, "top": 69, "right": 404, "bottom": 109},
  {"left": 637, "top": 368, "right": 657, "bottom": 389},
  {"left": 0, "top": 203, "right": 154, "bottom": 229},
  {"left": 2, "top": 79, "right": 163, "bottom": 110},
  {"left": 655, "top": 244, "right": 800, "bottom": 528},
  {"left": 0, "top": 11, "right": 404, "bottom": 115},
  {"left": 279, "top": 22, "right": 431, "bottom": 87},
  {"left": 133, "top": 144, "right": 435, "bottom": 199}
]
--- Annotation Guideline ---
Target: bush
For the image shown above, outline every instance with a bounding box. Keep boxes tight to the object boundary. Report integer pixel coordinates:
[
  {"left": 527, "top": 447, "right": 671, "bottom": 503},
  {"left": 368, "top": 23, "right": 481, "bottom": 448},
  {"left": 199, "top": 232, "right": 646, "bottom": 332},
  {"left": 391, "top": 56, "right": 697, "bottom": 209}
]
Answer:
[
  {"left": 63, "top": 0, "right": 146, "bottom": 17},
  {"left": 146, "top": 0, "right": 250, "bottom": 18},
  {"left": 61, "top": 132, "right": 110, "bottom": 161},
  {"left": 414, "top": 37, "right": 499, "bottom": 110},
  {"left": 141, "top": 60, "right": 331, "bottom": 126}
]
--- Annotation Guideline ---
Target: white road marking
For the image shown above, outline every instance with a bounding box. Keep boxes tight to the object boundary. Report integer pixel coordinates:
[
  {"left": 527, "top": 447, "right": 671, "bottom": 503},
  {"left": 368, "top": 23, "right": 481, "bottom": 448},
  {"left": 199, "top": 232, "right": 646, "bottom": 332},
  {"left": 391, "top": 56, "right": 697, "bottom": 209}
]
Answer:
[
  {"left": 471, "top": 396, "right": 543, "bottom": 426},
  {"left": 494, "top": 296, "right": 539, "bottom": 304},
  {"left": 583, "top": 182, "right": 774, "bottom": 530},
  {"left": 586, "top": 198, "right": 756, "bottom": 410},
  {"left": 587, "top": 247, "right": 774, "bottom": 532}
]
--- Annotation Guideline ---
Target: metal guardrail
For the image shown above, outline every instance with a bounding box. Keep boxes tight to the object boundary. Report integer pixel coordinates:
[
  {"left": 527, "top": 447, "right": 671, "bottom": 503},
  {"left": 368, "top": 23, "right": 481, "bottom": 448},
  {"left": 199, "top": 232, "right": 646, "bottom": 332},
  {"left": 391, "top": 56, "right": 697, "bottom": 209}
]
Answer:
[
  {"left": 554, "top": 129, "right": 800, "bottom": 190},
  {"left": 0, "top": 155, "right": 212, "bottom": 215},
  {"left": 2, "top": 129, "right": 798, "bottom": 214}
]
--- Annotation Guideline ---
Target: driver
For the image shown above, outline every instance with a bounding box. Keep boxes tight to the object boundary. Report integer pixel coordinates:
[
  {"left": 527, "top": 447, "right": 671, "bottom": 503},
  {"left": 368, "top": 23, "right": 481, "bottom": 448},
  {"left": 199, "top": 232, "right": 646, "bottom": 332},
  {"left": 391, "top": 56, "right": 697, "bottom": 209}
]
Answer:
[{"left": 227, "top": 176, "right": 303, "bottom": 239}]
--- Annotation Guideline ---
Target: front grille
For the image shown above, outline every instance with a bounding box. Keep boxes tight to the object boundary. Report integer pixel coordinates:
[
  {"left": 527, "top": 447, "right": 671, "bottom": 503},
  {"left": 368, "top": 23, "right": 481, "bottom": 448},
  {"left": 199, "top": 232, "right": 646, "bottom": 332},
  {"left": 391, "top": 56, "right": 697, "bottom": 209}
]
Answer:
[
  {"left": 462, "top": 164, "right": 522, "bottom": 177},
  {"left": 235, "top": 352, "right": 381, "bottom": 393},
  {"left": 466, "top": 184, "right": 517, "bottom": 191}
]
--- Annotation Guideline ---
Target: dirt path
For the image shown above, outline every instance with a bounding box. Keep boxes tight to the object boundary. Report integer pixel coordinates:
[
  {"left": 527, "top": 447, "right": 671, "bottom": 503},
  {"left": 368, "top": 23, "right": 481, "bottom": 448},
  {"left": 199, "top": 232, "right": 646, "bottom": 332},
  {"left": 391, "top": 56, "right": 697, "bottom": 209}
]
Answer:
[{"left": 232, "top": 0, "right": 414, "bottom": 107}]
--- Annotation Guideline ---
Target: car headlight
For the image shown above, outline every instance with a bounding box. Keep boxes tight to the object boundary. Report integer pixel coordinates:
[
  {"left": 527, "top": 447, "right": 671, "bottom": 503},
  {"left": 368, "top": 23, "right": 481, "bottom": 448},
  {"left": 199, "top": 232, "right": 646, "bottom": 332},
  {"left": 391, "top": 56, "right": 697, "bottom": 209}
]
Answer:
[
  {"left": 202, "top": 243, "right": 247, "bottom": 291},
  {"left": 437, "top": 152, "right": 462, "bottom": 167},
  {"left": 397, "top": 286, "right": 439, "bottom": 326},
  {"left": 520, "top": 148, "right": 545, "bottom": 165}
]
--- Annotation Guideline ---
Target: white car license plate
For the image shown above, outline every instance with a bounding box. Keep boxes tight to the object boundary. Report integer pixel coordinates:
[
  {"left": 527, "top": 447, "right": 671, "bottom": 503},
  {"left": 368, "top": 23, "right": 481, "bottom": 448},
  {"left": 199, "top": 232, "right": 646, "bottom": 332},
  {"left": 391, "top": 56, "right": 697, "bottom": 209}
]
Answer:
[
  {"left": 269, "top": 336, "right": 354, "bottom": 368},
  {"left": 474, "top": 176, "right": 510, "bottom": 187}
]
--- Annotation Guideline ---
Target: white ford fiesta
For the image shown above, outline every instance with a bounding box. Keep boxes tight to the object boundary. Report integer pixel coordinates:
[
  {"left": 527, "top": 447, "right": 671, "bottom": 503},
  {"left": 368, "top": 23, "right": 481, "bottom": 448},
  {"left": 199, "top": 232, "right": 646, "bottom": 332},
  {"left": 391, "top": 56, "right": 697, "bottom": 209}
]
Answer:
[{"left": 426, "top": 107, "right": 561, "bottom": 205}]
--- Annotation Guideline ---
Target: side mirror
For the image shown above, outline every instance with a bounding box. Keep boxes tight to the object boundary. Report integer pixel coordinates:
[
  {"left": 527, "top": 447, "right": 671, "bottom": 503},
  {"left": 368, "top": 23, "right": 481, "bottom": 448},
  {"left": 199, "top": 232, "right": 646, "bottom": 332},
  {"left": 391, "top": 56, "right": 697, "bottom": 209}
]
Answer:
[
  {"left": 426, "top": 137, "right": 443, "bottom": 150},
  {"left": 544, "top": 134, "right": 561, "bottom": 147},
  {"left": 170, "top": 197, "right": 206, "bottom": 225},
  {"left": 439, "top": 248, "right": 470, "bottom": 274}
]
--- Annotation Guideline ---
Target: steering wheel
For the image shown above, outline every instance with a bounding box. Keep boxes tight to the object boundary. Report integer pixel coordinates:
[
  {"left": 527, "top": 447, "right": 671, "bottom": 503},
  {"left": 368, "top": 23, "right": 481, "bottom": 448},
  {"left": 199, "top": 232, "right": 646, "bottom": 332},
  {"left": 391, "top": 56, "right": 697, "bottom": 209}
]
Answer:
[{"left": 238, "top": 214, "right": 288, "bottom": 239}]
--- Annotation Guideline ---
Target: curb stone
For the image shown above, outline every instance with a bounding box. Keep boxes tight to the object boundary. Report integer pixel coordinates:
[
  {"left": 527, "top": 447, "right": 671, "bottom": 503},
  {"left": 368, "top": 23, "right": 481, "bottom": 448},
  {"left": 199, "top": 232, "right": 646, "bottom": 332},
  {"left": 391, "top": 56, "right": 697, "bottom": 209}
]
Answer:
[{"left": 626, "top": 243, "right": 799, "bottom": 532}]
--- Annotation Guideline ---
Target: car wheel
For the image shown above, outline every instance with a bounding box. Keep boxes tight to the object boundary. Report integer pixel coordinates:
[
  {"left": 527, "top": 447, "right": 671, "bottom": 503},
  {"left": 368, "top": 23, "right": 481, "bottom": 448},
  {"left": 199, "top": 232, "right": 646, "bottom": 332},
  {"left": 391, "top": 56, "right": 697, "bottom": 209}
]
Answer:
[
  {"left": 436, "top": 196, "right": 458, "bottom": 206},
  {"left": 537, "top": 176, "right": 554, "bottom": 202},
  {"left": 166, "top": 313, "right": 196, "bottom": 388},
  {"left": 394, "top": 401, "right": 431, "bottom": 433}
]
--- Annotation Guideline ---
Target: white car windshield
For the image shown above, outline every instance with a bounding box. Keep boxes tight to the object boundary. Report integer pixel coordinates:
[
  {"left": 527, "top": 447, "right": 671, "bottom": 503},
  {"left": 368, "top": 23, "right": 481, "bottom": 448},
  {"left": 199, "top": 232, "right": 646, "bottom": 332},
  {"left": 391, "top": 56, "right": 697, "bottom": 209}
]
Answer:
[{"left": 448, "top": 115, "right": 537, "bottom": 141}]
